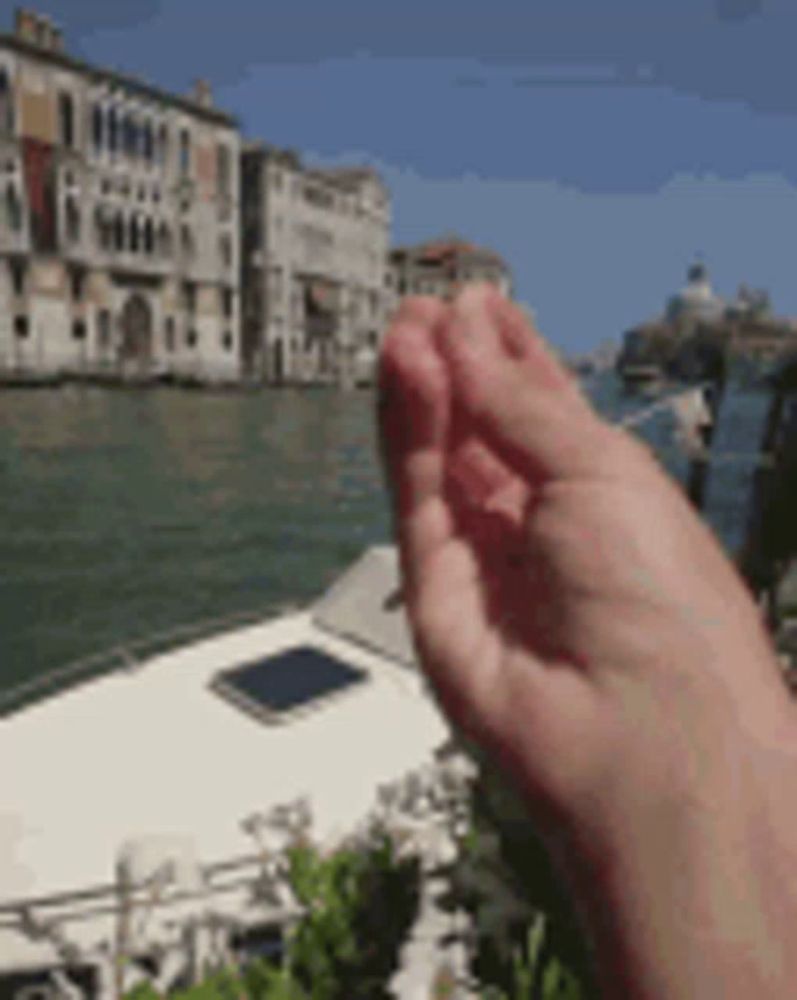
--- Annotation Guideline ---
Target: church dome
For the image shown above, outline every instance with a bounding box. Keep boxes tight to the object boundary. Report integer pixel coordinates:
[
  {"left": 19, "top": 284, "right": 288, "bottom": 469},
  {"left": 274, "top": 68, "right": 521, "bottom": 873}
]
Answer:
[{"left": 666, "top": 261, "right": 726, "bottom": 323}]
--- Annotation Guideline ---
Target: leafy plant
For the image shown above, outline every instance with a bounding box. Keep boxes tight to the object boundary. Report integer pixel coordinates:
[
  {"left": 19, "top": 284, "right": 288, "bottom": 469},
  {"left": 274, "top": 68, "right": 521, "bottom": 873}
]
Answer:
[
  {"left": 122, "top": 827, "right": 419, "bottom": 1000},
  {"left": 285, "top": 831, "right": 421, "bottom": 1000},
  {"left": 444, "top": 741, "right": 593, "bottom": 1000}
]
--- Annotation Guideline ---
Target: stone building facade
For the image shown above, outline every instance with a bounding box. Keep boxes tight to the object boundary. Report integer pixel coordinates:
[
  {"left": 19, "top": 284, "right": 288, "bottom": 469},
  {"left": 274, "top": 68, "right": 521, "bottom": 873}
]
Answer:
[
  {"left": 389, "top": 237, "right": 512, "bottom": 302},
  {"left": 0, "top": 8, "right": 241, "bottom": 383},
  {"left": 241, "top": 143, "right": 392, "bottom": 385}
]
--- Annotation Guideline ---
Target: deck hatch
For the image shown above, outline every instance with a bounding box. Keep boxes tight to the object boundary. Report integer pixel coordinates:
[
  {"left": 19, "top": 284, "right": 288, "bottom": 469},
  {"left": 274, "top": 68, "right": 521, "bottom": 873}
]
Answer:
[{"left": 210, "top": 645, "right": 368, "bottom": 722}]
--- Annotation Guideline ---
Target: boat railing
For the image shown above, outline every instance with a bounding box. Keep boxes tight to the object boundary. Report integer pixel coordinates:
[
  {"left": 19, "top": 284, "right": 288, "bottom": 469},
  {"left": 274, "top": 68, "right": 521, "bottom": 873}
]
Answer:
[
  {"left": 0, "top": 603, "right": 299, "bottom": 720},
  {"left": 0, "top": 850, "right": 303, "bottom": 928}
]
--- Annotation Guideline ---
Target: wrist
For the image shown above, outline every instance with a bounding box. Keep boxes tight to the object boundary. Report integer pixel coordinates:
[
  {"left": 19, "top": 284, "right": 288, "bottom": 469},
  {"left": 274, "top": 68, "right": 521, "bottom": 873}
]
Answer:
[{"left": 558, "top": 736, "right": 797, "bottom": 999}]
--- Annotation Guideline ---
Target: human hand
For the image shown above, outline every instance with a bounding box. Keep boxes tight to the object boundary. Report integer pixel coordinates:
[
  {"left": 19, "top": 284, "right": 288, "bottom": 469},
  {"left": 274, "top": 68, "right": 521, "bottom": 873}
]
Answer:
[{"left": 379, "top": 285, "right": 797, "bottom": 997}]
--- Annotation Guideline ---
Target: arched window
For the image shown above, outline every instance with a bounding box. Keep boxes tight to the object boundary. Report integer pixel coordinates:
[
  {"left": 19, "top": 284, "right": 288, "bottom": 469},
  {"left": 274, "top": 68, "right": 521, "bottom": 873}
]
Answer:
[
  {"left": 58, "top": 92, "right": 74, "bottom": 148},
  {"left": 10, "top": 258, "right": 26, "bottom": 295},
  {"left": 180, "top": 223, "right": 194, "bottom": 259},
  {"left": 123, "top": 114, "right": 138, "bottom": 157},
  {"left": 65, "top": 196, "right": 81, "bottom": 243},
  {"left": 97, "top": 309, "right": 112, "bottom": 349},
  {"left": 129, "top": 214, "right": 140, "bottom": 253},
  {"left": 143, "top": 217, "right": 154, "bottom": 254},
  {"left": 108, "top": 107, "right": 119, "bottom": 153},
  {"left": 157, "top": 222, "right": 172, "bottom": 257},
  {"left": 142, "top": 120, "right": 154, "bottom": 163},
  {"left": 92, "top": 103, "right": 104, "bottom": 151},
  {"left": 5, "top": 183, "right": 21, "bottom": 232},
  {"left": 179, "top": 128, "right": 190, "bottom": 175},
  {"left": 219, "top": 233, "right": 232, "bottom": 268},
  {"left": 114, "top": 211, "right": 125, "bottom": 251},
  {"left": 0, "top": 67, "right": 14, "bottom": 135},
  {"left": 157, "top": 123, "right": 168, "bottom": 166},
  {"left": 216, "top": 144, "right": 230, "bottom": 197},
  {"left": 164, "top": 316, "right": 175, "bottom": 352}
]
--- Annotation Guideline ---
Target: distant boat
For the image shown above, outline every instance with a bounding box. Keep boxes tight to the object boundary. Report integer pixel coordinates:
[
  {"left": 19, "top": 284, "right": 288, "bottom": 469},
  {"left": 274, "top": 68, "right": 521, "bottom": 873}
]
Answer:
[{"left": 618, "top": 362, "right": 665, "bottom": 389}]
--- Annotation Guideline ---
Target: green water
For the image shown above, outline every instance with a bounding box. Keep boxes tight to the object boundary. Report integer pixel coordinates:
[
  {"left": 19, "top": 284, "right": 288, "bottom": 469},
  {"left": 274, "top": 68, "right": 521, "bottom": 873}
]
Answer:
[
  {"left": 0, "top": 374, "right": 703, "bottom": 694},
  {"left": 0, "top": 387, "right": 389, "bottom": 690}
]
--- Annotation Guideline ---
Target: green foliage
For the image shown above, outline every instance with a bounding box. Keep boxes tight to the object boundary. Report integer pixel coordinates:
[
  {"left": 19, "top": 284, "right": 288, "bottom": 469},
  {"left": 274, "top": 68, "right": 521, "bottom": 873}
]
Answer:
[
  {"left": 122, "top": 747, "right": 594, "bottom": 1000},
  {"left": 447, "top": 743, "right": 593, "bottom": 1000},
  {"left": 477, "top": 916, "right": 584, "bottom": 1000},
  {"left": 122, "top": 830, "right": 420, "bottom": 1000},
  {"left": 285, "top": 832, "right": 421, "bottom": 1000},
  {"left": 124, "top": 986, "right": 163, "bottom": 1000}
]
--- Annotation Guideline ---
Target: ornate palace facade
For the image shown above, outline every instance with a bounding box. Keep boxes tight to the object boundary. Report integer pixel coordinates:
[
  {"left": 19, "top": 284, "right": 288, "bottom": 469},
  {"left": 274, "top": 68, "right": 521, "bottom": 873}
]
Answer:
[
  {"left": 0, "top": 9, "right": 241, "bottom": 383},
  {"left": 241, "top": 144, "right": 393, "bottom": 385}
]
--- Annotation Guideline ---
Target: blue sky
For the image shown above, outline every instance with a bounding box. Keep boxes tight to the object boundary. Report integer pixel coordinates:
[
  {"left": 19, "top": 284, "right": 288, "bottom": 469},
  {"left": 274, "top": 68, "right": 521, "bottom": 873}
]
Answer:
[{"left": 29, "top": 0, "right": 797, "bottom": 352}]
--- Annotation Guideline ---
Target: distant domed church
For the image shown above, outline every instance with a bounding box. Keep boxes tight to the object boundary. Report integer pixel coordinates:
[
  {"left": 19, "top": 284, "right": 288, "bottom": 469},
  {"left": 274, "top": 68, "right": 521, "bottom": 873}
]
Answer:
[
  {"left": 666, "top": 262, "right": 727, "bottom": 325},
  {"left": 617, "top": 261, "right": 797, "bottom": 381}
]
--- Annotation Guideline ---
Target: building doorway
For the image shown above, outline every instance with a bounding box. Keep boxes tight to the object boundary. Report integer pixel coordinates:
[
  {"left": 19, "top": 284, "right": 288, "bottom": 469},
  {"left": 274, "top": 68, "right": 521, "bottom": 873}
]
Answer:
[
  {"left": 119, "top": 293, "right": 153, "bottom": 373},
  {"left": 271, "top": 338, "right": 285, "bottom": 383}
]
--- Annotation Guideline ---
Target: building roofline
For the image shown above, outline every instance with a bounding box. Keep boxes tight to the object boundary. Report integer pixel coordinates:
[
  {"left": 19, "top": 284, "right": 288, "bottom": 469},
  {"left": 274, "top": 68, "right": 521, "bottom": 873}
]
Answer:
[
  {"left": 243, "top": 142, "right": 387, "bottom": 193},
  {"left": 391, "top": 237, "right": 510, "bottom": 270},
  {"left": 0, "top": 31, "right": 238, "bottom": 128}
]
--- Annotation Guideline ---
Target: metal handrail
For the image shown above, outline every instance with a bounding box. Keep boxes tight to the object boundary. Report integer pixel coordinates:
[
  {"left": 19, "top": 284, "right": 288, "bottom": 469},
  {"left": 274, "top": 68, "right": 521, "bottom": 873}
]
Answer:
[
  {"left": 0, "top": 602, "right": 299, "bottom": 719},
  {"left": 0, "top": 851, "right": 279, "bottom": 919}
]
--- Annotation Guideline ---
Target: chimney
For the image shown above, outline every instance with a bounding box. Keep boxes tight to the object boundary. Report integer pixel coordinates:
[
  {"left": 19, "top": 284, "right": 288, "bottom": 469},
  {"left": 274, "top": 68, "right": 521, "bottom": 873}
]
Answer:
[
  {"left": 14, "top": 8, "right": 40, "bottom": 44},
  {"left": 49, "top": 22, "right": 64, "bottom": 51},
  {"left": 14, "top": 8, "right": 64, "bottom": 52},
  {"left": 192, "top": 79, "right": 213, "bottom": 108}
]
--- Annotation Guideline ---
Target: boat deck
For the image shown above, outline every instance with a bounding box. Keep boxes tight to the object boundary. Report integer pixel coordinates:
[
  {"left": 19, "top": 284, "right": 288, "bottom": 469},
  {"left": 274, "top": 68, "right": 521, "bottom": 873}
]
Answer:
[{"left": 0, "top": 583, "right": 448, "bottom": 968}]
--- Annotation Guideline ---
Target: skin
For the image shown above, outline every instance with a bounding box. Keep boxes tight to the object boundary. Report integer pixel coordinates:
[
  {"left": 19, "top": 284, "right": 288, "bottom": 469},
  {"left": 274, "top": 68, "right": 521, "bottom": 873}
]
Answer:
[{"left": 379, "top": 284, "right": 797, "bottom": 998}]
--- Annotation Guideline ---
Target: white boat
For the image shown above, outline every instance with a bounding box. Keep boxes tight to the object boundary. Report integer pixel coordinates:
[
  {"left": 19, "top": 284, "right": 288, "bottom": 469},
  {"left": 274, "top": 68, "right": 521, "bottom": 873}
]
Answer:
[{"left": 0, "top": 547, "right": 455, "bottom": 1000}]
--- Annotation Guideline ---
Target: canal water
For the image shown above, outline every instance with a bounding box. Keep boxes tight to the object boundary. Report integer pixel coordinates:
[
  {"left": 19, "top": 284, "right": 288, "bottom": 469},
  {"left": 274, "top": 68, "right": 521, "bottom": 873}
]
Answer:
[{"left": 0, "top": 374, "right": 741, "bottom": 693}]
